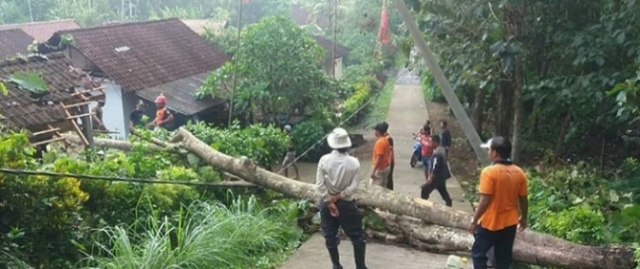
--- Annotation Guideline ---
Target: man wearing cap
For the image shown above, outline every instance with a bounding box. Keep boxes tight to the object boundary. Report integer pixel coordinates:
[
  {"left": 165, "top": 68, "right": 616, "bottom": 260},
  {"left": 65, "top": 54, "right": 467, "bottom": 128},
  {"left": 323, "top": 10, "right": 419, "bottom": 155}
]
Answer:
[
  {"left": 316, "top": 127, "right": 369, "bottom": 269},
  {"left": 371, "top": 122, "right": 391, "bottom": 187},
  {"left": 469, "top": 136, "right": 528, "bottom": 269},
  {"left": 148, "top": 94, "right": 174, "bottom": 129},
  {"left": 281, "top": 125, "right": 300, "bottom": 180},
  {"left": 129, "top": 100, "right": 146, "bottom": 130}
]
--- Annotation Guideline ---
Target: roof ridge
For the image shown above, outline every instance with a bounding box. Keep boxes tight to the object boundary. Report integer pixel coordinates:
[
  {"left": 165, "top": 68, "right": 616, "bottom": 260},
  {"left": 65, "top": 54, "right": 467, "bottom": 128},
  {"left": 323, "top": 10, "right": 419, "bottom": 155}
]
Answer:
[
  {"left": 0, "top": 19, "right": 77, "bottom": 27},
  {"left": 57, "top": 18, "right": 182, "bottom": 35}
]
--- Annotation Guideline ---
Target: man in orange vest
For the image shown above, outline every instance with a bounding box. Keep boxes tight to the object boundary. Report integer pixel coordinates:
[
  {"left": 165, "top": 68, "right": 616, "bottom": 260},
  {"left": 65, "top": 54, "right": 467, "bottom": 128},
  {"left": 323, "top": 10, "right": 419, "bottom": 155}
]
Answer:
[{"left": 147, "top": 94, "right": 174, "bottom": 129}]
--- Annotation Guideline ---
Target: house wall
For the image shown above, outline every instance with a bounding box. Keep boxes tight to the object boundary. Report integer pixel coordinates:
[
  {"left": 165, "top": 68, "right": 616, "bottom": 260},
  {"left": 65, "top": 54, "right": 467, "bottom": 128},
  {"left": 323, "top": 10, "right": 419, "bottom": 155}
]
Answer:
[
  {"left": 66, "top": 47, "right": 95, "bottom": 70},
  {"left": 89, "top": 82, "right": 127, "bottom": 139},
  {"left": 321, "top": 57, "right": 343, "bottom": 80}
]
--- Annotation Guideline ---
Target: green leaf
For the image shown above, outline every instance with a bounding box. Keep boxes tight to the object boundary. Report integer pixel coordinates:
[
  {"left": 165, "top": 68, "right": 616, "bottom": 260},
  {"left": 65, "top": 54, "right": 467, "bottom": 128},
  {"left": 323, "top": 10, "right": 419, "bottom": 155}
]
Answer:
[{"left": 9, "top": 71, "right": 48, "bottom": 95}]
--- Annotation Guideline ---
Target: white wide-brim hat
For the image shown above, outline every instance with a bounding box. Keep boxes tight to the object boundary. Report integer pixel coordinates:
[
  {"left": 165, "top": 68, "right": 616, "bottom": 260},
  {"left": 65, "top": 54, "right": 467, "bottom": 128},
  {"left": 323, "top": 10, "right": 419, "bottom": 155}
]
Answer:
[
  {"left": 480, "top": 138, "right": 493, "bottom": 148},
  {"left": 327, "top": 127, "right": 352, "bottom": 149}
]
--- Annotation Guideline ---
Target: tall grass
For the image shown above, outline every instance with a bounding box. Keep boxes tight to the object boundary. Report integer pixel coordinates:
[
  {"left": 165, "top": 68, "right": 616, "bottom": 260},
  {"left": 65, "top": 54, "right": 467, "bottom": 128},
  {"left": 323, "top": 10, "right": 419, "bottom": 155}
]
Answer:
[{"left": 82, "top": 196, "right": 303, "bottom": 269}]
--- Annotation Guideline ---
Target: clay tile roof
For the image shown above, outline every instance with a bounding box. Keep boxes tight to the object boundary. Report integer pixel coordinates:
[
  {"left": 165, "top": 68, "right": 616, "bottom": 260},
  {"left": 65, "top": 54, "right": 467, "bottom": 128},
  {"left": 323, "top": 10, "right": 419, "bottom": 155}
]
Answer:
[
  {"left": 0, "top": 29, "right": 34, "bottom": 59},
  {"left": 0, "top": 19, "right": 79, "bottom": 42},
  {"left": 0, "top": 53, "right": 81, "bottom": 129},
  {"left": 312, "top": 35, "right": 350, "bottom": 59},
  {"left": 47, "top": 18, "right": 229, "bottom": 92}
]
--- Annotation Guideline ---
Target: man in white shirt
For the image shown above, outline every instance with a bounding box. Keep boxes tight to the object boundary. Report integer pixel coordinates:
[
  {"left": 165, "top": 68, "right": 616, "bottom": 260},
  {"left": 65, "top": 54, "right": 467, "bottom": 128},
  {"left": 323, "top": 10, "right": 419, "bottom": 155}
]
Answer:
[{"left": 316, "top": 127, "right": 368, "bottom": 269}]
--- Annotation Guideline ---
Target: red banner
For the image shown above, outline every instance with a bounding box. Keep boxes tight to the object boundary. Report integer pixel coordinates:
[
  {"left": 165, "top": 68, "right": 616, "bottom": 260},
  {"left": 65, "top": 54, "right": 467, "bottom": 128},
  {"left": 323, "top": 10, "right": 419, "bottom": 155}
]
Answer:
[{"left": 377, "top": 8, "right": 390, "bottom": 44}]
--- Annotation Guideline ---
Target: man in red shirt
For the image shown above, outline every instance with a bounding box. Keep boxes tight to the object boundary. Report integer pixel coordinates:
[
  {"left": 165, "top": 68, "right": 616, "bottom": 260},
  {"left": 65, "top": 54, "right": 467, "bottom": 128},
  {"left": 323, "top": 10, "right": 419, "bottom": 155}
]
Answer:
[{"left": 420, "top": 124, "right": 434, "bottom": 176}]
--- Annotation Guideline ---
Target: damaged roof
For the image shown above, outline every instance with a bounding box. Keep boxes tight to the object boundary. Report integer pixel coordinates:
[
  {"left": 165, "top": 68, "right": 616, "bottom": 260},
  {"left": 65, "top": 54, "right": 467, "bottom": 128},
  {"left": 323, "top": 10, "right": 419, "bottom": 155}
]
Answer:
[
  {"left": 42, "top": 18, "right": 229, "bottom": 92},
  {"left": 0, "top": 53, "right": 85, "bottom": 129}
]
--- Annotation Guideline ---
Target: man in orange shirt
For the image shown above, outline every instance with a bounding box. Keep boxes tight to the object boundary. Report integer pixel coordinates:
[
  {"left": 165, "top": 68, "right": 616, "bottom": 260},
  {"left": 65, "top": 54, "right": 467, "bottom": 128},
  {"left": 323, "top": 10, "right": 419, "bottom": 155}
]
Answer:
[
  {"left": 147, "top": 94, "right": 174, "bottom": 130},
  {"left": 370, "top": 122, "right": 391, "bottom": 187},
  {"left": 468, "top": 136, "right": 528, "bottom": 269}
]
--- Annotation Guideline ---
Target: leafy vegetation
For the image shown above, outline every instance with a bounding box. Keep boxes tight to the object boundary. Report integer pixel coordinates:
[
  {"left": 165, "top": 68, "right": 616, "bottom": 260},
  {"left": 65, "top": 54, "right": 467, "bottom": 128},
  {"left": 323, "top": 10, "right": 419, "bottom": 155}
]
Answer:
[
  {"left": 0, "top": 124, "right": 308, "bottom": 268},
  {"left": 9, "top": 71, "right": 48, "bottom": 95},
  {"left": 84, "top": 198, "right": 302, "bottom": 269}
]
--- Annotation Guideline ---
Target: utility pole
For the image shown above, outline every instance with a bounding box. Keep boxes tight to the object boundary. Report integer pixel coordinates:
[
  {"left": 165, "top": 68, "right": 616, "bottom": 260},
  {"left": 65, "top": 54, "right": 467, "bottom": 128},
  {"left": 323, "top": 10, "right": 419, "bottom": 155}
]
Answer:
[
  {"left": 392, "top": 0, "right": 491, "bottom": 167},
  {"left": 331, "top": 0, "right": 338, "bottom": 78}
]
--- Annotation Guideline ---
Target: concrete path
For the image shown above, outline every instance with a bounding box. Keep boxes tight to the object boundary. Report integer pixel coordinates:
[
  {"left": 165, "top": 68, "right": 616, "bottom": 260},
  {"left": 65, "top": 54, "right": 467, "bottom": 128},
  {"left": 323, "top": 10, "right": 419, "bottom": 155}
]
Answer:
[{"left": 278, "top": 70, "right": 472, "bottom": 269}]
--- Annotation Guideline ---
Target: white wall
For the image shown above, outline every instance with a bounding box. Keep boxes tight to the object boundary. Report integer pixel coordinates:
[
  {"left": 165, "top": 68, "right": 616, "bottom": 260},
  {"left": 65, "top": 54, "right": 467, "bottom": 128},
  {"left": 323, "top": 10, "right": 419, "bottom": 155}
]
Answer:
[
  {"left": 334, "top": 57, "right": 343, "bottom": 80},
  {"left": 89, "top": 82, "right": 126, "bottom": 139}
]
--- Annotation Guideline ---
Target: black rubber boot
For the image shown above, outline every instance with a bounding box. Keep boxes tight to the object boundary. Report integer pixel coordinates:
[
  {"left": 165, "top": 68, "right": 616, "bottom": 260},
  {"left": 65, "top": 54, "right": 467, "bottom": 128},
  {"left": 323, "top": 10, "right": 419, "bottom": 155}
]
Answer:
[
  {"left": 328, "top": 247, "right": 342, "bottom": 269},
  {"left": 353, "top": 243, "right": 368, "bottom": 269}
]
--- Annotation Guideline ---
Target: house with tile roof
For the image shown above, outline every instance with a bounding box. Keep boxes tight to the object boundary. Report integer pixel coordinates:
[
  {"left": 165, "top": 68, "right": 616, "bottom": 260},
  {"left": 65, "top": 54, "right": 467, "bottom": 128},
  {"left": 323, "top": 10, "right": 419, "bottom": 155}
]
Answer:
[
  {"left": 0, "top": 53, "right": 105, "bottom": 146},
  {"left": 311, "top": 35, "right": 350, "bottom": 79},
  {"left": 38, "top": 18, "right": 230, "bottom": 139},
  {"left": 0, "top": 29, "right": 35, "bottom": 59},
  {"left": 0, "top": 19, "right": 80, "bottom": 42}
]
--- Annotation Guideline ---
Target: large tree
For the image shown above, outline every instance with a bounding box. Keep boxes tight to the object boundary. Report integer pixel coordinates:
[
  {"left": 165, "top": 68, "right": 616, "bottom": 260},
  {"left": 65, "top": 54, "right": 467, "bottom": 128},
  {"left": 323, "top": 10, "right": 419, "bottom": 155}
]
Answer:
[{"left": 199, "top": 15, "right": 341, "bottom": 123}]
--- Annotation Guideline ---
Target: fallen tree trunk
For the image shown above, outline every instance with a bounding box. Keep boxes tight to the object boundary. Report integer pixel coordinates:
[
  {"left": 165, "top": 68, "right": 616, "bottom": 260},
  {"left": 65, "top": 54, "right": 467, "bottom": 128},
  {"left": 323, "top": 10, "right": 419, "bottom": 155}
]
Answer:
[
  {"left": 174, "top": 127, "right": 636, "bottom": 269},
  {"left": 62, "top": 134, "right": 167, "bottom": 151}
]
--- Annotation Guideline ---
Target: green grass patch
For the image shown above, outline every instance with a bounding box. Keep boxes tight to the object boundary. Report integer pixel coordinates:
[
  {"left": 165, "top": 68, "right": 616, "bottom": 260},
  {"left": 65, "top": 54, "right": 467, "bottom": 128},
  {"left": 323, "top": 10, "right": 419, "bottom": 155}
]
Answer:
[{"left": 363, "top": 77, "right": 396, "bottom": 128}]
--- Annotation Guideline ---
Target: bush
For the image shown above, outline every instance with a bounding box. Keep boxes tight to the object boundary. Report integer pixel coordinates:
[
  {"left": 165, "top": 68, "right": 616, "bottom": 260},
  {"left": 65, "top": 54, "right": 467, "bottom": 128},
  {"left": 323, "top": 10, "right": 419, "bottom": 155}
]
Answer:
[
  {"left": 540, "top": 205, "right": 607, "bottom": 244},
  {"left": 290, "top": 119, "right": 328, "bottom": 162},
  {"left": 185, "top": 121, "right": 290, "bottom": 169},
  {"left": 341, "top": 82, "right": 372, "bottom": 126},
  {"left": 0, "top": 133, "right": 88, "bottom": 268},
  {"left": 525, "top": 164, "right": 640, "bottom": 245}
]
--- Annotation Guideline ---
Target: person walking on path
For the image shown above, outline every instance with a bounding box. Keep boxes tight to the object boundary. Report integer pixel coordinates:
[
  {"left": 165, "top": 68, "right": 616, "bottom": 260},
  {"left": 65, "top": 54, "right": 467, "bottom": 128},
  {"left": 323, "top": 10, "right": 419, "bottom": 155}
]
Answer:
[
  {"left": 316, "top": 127, "right": 369, "bottom": 269},
  {"left": 468, "top": 136, "right": 529, "bottom": 269},
  {"left": 439, "top": 120, "right": 452, "bottom": 154},
  {"left": 371, "top": 123, "right": 392, "bottom": 187},
  {"left": 420, "top": 135, "right": 453, "bottom": 207},
  {"left": 281, "top": 124, "right": 300, "bottom": 180}
]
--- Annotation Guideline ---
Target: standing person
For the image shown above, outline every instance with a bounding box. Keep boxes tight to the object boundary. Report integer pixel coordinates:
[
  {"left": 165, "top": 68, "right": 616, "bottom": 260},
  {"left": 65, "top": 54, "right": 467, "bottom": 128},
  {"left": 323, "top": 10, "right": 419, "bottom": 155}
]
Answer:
[
  {"left": 147, "top": 94, "right": 174, "bottom": 129},
  {"left": 316, "top": 127, "right": 369, "bottom": 269},
  {"left": 91, "top": 100, "right": 106, "bottom": 130},
  {"left": 440, "top": 120, "right": 452, "bottom": 154},
  {"left": 420, "top": 124, "right": 434, "bottom": 174},
  {"left": 371, "top": 122, "right": 391, "bottom": 187},
  {"left": 420, "top": 135, "right": 453, "bottom": 207},
  {"left": 468, "top": 136, "right": 528, "bottom": 269},
  {"left": 129, "top": 100, "right": 145, "bottom": 130},
  {"left": 281, "top": 124, "right": 300, "bottom": 180},
  {"left": 381, "top": 122, "right": 395, "bottom": 190}
]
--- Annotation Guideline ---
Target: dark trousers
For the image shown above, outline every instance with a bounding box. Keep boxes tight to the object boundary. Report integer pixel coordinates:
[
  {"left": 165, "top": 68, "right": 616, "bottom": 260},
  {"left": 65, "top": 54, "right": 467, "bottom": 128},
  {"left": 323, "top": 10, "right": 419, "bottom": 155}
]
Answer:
[
  {"left": 320, "top": 199, "right": 366, "bottom": 248},
  {"left": 420, "top": 179, "right": 452, "bottom": 207},
  {"left": 472, "top": 225, "right": 517, "bottom": 269},
  {"left": 386, "top": 164, "right": 394, "bottom": 190}
]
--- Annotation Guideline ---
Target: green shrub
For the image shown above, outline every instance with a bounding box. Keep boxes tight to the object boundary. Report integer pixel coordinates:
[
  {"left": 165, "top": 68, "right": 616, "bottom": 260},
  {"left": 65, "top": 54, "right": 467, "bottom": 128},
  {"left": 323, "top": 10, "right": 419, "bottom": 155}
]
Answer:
[
  {"left": 290, "top": 119, "right": 327, "bottom": 162},
  {"left": 540, "top": 205, "right": 607, "bottom": 244},
  {"left": 185, "top": 121, "right": 289, "bottom": 169},
  {"left": 0, "top": 133, "right": 88, "bottom": 268},
  {"left": 341, "top": 82, "right": 372, "bottom": 126}
]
